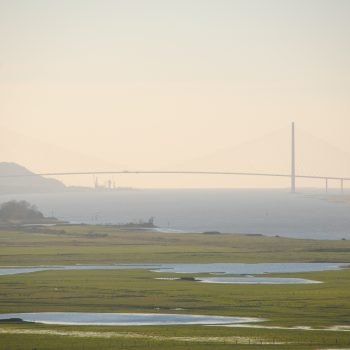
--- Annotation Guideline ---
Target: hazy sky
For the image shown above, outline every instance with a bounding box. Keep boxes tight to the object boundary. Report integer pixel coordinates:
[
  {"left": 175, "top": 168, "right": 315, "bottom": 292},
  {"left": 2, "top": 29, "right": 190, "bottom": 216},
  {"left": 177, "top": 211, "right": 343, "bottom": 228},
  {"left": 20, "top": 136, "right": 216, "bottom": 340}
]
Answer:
[{"left": 1, "top": 0, "right": 350, "bottom": 187}]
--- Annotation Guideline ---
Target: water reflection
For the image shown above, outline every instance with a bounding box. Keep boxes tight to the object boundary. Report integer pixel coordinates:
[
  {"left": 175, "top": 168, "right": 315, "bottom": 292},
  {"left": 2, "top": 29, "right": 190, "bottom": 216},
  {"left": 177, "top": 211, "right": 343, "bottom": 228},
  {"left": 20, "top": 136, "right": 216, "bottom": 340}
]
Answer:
[{"left": 0, "top": 312, "right": 262, "bottom": 325}]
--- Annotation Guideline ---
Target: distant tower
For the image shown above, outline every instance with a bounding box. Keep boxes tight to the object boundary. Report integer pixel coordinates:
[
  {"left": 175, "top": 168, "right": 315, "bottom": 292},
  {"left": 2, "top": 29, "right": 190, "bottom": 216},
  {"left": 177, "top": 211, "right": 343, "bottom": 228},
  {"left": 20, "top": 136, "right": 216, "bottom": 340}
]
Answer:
[{"left": 291, "top": 122, "right": 296, "bottom": 193}]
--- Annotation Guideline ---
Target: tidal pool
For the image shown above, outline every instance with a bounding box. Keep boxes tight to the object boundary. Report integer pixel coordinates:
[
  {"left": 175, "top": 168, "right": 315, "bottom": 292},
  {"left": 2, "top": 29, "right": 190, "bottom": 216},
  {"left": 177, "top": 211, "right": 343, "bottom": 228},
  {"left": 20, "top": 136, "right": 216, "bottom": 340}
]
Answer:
[
  {"left": 150, "top": 263, "right": 347, "bottom": 274},
  {"left": 155, "top": 275, "right": 322, "bottom": 284},
  {"left": 196, "top": 277, "right": 321, "bottom": 284},
  {"left": 0, "top": 262, "right": 346, "bottom": 276},
  {"left": 0, "top": 312, "right": 262, "bottom": 326}
]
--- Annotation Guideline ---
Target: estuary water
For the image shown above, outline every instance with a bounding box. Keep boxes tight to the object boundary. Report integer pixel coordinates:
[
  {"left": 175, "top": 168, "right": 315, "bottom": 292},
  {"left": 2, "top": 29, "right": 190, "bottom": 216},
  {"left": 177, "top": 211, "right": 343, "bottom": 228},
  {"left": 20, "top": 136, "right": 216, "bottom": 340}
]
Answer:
[
  {"left": 0, "top": 312, "right": 261, "bottom": 325},
  {"left": 0, "top": 262, "right": 346, "bottom": 276},
  {"left": 1, "top": 189, "right": 350, "bottom": 239}
]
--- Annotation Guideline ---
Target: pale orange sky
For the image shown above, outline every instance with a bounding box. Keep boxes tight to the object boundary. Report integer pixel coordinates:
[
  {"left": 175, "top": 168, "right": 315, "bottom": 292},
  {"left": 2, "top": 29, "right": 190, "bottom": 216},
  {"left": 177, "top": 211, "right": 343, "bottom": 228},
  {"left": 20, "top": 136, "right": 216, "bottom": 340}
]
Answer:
[{"left": 1, "top": 0, "right": 350, "bottom": 188}]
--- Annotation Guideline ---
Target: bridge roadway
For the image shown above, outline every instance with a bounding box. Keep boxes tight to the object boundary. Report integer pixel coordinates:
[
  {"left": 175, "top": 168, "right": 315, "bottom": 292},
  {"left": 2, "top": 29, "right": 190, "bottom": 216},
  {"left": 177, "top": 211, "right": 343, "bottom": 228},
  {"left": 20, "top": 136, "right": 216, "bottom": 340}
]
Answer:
[{"left": 1, "top": 170, "right": 349, "bottom": 182}]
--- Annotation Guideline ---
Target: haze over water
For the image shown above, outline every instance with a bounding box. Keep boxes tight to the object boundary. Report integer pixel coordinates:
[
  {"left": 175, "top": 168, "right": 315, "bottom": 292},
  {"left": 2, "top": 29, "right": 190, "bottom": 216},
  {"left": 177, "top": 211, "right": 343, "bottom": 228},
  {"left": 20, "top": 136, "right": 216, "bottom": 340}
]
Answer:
[{"left": 2, "top": 189, "right": 349, "bottom": 240}]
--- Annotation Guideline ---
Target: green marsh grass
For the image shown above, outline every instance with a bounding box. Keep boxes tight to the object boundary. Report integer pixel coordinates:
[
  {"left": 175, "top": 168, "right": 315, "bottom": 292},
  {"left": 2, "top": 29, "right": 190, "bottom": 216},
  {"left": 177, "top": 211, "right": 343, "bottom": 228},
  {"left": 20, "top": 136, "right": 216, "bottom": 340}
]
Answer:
[{"left": 0, "top": 226, "right": 350, "bottom": 349}]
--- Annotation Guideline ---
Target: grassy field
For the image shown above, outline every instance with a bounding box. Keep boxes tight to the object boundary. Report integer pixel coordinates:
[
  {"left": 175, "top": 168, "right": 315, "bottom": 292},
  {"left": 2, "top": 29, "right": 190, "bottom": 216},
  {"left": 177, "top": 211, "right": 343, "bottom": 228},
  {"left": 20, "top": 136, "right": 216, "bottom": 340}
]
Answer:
[
  {"left": 0, "top": 225, "right": 350, "bottom": 349},
  {"left": 1, "top": 225, "right": 350, "bottom": 264}
]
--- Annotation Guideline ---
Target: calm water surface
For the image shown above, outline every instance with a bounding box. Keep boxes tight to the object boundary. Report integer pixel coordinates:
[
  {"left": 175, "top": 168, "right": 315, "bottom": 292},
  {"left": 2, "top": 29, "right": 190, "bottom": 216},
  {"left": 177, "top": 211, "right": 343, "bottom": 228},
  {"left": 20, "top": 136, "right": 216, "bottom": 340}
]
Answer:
[
  {"left": 196, "top": 277, "right": 321, "bottom": 284},
  {"left": 1, "top": 189, "right": 349, "bottom": 239},
  {"left": 0, "top": 262, "right": 346, "bottom": 276},
  {"left": 0, "top": 312, "right": 262, "bottom": 325}
]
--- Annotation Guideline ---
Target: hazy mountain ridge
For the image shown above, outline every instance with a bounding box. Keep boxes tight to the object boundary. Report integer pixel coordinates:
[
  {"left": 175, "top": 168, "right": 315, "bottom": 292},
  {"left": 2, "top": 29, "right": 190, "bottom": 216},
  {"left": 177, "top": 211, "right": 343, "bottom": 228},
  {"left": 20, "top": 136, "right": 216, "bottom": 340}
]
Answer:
[{"left": 0, "top": 162, "right": 66, "bottom": 194}]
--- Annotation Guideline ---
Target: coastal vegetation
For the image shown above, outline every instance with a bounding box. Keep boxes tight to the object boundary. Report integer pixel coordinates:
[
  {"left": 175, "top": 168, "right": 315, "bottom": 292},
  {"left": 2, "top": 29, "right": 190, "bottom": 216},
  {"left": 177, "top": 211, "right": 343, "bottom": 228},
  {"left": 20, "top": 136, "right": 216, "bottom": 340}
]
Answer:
[
  {"left": 0, "top": 200, "right": 44, "bottom": 222},
  {"left": 0, "top": 200, "right": 62, "bottom": 225}
]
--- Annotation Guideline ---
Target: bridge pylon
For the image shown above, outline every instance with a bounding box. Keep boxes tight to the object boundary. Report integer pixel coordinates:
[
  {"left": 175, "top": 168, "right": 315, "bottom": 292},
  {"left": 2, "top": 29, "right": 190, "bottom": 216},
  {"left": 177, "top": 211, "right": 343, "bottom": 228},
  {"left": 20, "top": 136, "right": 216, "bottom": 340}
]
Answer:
[{"left": 291, "top": 122, "right": 296, "bottom": 193}]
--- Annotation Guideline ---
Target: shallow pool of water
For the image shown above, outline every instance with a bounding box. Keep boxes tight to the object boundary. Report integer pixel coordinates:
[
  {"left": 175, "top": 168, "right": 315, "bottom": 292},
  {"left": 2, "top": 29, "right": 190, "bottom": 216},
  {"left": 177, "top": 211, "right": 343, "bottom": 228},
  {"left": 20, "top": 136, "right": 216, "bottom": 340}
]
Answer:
[
  {"left": 150, "top": 263, "right": 347, "bottom": 274},
  {"left": 0, "top": 262, "right": 346, "bottom": 276},
  {"left": 0, "top": 312, "right": 262, "bottom": 326},
  {"left": 197, "top": 277, "right": 321, "bottom": 284}
]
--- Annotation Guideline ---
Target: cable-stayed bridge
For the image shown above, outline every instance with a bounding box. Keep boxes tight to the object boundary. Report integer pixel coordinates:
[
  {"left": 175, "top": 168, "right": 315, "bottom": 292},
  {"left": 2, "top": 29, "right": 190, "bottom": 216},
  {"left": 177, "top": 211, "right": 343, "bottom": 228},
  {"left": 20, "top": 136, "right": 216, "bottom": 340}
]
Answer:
[
  {"left": 1, "top": 123, "right": 349, "bottom": 193},
  {"left": 6, "top": 170, "right": 348, "bottom": 193}
]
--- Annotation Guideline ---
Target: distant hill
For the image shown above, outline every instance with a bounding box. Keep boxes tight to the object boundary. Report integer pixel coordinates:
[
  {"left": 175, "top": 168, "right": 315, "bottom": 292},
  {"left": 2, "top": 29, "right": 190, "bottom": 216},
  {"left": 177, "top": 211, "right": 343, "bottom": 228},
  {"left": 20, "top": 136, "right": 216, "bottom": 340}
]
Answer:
[{"left": 0, "top": 162, "right": 66, "bottom": 194}]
